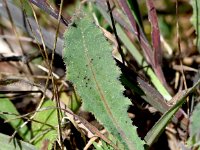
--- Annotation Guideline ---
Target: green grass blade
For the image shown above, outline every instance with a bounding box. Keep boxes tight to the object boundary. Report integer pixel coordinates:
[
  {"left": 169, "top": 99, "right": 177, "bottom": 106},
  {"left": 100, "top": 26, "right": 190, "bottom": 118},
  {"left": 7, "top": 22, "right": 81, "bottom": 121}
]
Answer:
[
  {"left": 32, "top": 100, "right": 58, "bottom": 149},
  {"left": 0, "top": 133, "right": 37, "bottom": 150},
  {"left": 63, "top": 14, "right": 145, "bottom": 150},
  {"left": 117, "top": 25, "right": 171, "bottom": 100},
  {"left": 190, "top": 0, "right": 200, "bottom": 53},
  {"left": 0, "top": 96, "right": 31, "bottom": 141},
  {"left": 144, "top": 79, "right": 200, "bottom": 146},
  {"left": 96, "top": 5, "right": 172, "bottom": 101},
  {"left": 187, "top": 103, "right": 200, "bottom": 147}
]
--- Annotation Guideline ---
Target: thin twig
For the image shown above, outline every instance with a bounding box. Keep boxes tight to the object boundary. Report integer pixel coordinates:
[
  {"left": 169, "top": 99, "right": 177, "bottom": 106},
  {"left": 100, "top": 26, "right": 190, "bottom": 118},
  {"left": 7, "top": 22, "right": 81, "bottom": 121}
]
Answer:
[
  {"left": 176, "top": 0, "right": 189, "bottom": 116},
  {"left": 106, "top": 0, "right": 125, "bottom": 64},
  {"left": 29, "top": 0, "right": 69, "bottom": 26},
  {"left": 50, "top": 0, "right": 65, "bottom": 148},
  {"left": 3, "top": 0, "right": 33, "bottom": 75}
]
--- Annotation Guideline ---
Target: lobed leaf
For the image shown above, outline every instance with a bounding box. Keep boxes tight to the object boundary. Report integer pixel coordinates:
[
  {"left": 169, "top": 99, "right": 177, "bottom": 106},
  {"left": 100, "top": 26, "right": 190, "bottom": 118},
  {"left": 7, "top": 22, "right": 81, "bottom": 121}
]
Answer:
[{"left": 63, "top": 14, "right": 144, "bottom": 150}]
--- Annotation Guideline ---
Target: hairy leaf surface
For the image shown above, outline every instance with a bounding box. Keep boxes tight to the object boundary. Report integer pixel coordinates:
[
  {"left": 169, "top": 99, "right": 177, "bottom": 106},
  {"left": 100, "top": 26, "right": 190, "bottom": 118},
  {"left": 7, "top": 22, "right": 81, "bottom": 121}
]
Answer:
[{"left": 63, "top": 14, "right": 144, "bottom": 150}]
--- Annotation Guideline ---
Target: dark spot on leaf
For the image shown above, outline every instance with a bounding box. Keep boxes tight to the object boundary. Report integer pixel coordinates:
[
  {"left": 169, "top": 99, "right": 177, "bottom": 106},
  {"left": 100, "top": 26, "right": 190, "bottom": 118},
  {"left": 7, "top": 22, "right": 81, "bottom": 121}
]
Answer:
[
  {"left": 98, "top": 57, "right": 101, "bottom": 59},
  {"left": 89, "top": 59, "right": 93, "bottom": 63},
  {"left": 71, "top": 22, "right": 77, "bottom": 27},
  {"left": 84, "top": 76, "right": 87, "bottom": 80}
]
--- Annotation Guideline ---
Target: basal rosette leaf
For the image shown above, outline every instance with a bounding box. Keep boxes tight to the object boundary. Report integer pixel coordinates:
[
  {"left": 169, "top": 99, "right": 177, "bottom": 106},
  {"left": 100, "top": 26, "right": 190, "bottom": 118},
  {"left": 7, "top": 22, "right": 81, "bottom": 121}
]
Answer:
[{"left": 63, "top": 14, "right": 144, "bottom": 150}]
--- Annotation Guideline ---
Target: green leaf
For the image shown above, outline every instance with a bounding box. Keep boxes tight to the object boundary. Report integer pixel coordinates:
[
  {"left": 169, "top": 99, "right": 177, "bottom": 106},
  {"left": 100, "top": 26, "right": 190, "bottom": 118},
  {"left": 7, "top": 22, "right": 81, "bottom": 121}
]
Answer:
[
  {"left": 0, "top": 133, "right": 37, "bottom": 150},
  {"left": 0, "top": 96, "right": 31, "bottom": 141},
  {"left": 93, "top": 140, "right": 114, "bottom": 150},
  {"left": 14, "top": 0, "right": 33, "bottom": 16},
  {"left": 190, "top": 0, "right": 200, "bottom": 53},
  {"left": 32, "top": 100, "right": 58, "bottom": 149},
  {"left": 187, "top": 103, "right": 200, "bottom": 147},
  {"left": 144, "top": 79, "right": 200, "bottom": 147},
  {"left": 63, "top": 14, "right": 144, "bottom": 150}
]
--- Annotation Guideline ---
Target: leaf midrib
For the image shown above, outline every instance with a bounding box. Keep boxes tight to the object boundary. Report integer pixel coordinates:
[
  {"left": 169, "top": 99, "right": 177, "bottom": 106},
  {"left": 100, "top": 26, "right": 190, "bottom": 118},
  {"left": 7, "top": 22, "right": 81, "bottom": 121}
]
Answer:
[{"left": 80, "top": 22, "right": 132, "bottom": 149}]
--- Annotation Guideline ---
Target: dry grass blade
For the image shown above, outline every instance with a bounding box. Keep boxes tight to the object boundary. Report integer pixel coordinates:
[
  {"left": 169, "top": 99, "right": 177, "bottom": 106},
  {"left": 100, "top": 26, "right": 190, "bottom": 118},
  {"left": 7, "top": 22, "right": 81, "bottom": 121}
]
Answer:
[
  {"left": 118, "top": 0, "right": 169, "bottom": 90},
  {"left": 0, "top": 0, "right": 64, "bottom": 56},
  {"left": 146, "top": 0, "right": 170, "bottom": 91},
  {"left": 64, "top": 108, "right": 119, "bottom": 150},
  {"left": 3, "top": 0, "right": 33, "bottom": 75},
  {"left": 29, "top": 0, "right": 69, "bottom": 26},
  {"left": 118, "top": 0, "right": 153, "bottom": 65},
  {"left": 146, "top": 0, "right": 162, "bottom": 66}
]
